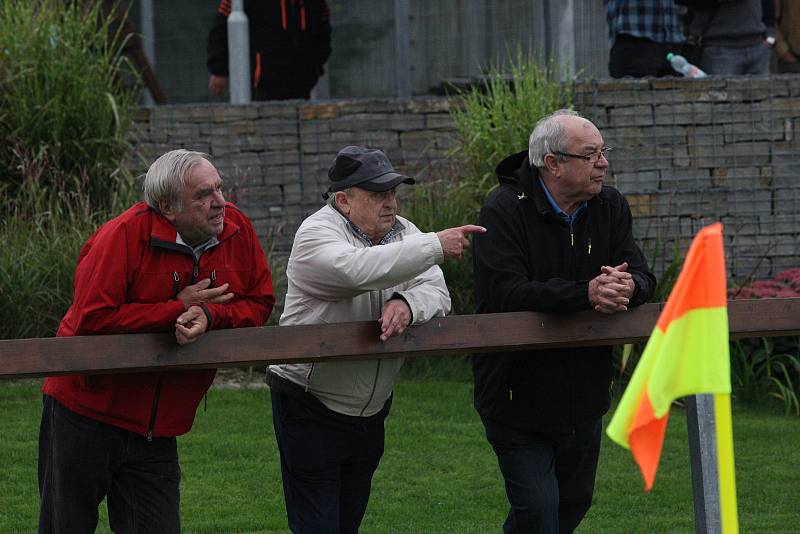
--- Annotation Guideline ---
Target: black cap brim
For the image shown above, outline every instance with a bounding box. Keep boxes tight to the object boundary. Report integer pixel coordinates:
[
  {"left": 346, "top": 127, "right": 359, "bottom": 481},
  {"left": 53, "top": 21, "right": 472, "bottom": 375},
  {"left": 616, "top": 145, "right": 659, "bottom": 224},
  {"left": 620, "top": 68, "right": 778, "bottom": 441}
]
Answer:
[{"left": 355, "top": 171, "right": 415, "bottom": 192}]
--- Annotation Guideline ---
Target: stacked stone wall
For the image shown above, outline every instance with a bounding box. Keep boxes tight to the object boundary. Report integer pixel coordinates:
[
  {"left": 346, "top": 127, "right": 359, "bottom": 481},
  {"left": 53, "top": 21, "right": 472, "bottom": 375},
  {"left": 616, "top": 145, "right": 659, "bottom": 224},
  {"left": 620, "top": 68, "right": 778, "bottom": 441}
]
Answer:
[{"left": 132, "top": 76, "right": 800, "bottom": 280}]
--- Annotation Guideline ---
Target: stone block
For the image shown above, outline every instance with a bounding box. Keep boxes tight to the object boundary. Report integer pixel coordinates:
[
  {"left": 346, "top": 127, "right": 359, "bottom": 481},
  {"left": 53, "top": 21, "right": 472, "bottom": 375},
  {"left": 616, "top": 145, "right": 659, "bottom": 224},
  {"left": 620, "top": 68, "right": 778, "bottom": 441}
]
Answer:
[
  {"left": 426, "top": 113, "right": 455, "bottom": 130},
  {"left": 612, "top": 171, "right": 660, "bottom": 192},
  {"left": 709, "top": 166, "right": 772, "bottom": 189},
  {"left": 255, "top": 102, "right": 299, "bottom": 118},
  {"left": 625, "top": 193, "right": 656, "bottom": 216},
  {"left": 608, "top": 105, "right": 654, "bottom": 127},
  {"left": 723, "top": 119, "right": 783, "bottom": 144},
  {"left": 259, "top": 150, "right": 300, "bottom": 166}
]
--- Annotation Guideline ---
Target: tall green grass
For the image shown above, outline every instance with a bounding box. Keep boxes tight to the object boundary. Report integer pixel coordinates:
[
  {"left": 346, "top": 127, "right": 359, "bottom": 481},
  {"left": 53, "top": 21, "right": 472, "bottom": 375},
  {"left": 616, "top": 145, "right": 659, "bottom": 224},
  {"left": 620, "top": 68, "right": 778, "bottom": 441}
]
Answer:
[
  {"left": 0, "top": 0, "right": 140, "bottom": 339},
  {"left": 449, "top": 53, "right": 574, "bottom": 213},
  {"left": 403, "top": 54, "right": 573, "bottom": 315},
  {"left": 0, "top": 0, "right": 137, "bottom": 216}
]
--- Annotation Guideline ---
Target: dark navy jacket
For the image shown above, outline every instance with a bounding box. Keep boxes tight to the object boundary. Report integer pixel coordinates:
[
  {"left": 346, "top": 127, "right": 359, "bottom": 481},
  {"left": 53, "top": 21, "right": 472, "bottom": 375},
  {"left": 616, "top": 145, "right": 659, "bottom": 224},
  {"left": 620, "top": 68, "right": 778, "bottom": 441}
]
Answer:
[{"left": 472, "top": 151, "right": 656, "bottom": 434}]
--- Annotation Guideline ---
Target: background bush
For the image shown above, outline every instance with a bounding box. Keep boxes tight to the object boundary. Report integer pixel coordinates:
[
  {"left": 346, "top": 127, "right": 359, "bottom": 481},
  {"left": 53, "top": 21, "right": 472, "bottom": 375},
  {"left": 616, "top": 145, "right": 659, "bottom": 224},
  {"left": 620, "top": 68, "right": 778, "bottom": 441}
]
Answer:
[
  {"left": 0, "top": 0, "right": 139, "bottom": 339},
  {"left": 0, "top": 0, "right": 137, "bottom": 217},
  {"left": 400, "top": 55, "right": 572, "bottom": 377},
  {"left": 404, "top": 55, "right": 572, "bottom": 315}
]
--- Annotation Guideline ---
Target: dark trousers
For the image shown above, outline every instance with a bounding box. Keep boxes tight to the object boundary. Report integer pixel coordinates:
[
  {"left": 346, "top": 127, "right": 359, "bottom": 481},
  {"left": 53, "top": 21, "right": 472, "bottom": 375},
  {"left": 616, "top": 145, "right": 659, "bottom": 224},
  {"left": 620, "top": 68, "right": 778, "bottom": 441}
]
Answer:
[
  {"left": 609, "top": 33, "right": 681, "bottom": 78},
  {"left": 482, "top": 417, "right": 602, "bottom": 534},
  {"left": 271, "top": 389, "right": 386, "bottom": 534},
  {"left": 38, "top": 395, "right": 181, "bottom": 534}
]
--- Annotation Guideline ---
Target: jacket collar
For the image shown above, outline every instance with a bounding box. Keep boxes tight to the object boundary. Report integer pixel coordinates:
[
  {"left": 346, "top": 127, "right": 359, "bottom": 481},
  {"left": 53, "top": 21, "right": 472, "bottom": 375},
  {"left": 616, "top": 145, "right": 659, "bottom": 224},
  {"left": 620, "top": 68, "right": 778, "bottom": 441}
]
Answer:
[
  {"left": 495, "top": 151, "right": 600, "bottom": 221},
  {"left": 144, "top": 202, "right": 241, "bottom": 250}
]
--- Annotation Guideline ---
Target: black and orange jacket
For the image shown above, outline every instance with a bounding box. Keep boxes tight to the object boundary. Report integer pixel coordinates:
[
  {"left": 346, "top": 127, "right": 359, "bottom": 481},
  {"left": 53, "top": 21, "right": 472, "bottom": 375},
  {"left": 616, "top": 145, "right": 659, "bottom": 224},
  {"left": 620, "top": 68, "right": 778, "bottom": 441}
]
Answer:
[{"left": 207, "top": 0, "right": 332, "bottom": 94}]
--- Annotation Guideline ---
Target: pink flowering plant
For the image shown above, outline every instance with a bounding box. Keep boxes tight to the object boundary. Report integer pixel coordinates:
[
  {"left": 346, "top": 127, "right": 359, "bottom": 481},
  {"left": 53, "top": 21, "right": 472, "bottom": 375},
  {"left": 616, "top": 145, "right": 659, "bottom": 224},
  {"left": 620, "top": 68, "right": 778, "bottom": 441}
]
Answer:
[
  {"left": 730, "top": 268, "right": 800, "bottom": 300},
  {"left": 728, "top": 268, "right": 800, "bottom": 415}
]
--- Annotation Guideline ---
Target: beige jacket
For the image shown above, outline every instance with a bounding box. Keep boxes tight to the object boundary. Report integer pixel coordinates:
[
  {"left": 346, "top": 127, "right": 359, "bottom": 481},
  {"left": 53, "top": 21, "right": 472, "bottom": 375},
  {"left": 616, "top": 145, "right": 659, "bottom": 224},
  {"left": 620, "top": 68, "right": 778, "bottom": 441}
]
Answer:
[{"left": 270, "top": 204, "right": 450, "bottom": 416}]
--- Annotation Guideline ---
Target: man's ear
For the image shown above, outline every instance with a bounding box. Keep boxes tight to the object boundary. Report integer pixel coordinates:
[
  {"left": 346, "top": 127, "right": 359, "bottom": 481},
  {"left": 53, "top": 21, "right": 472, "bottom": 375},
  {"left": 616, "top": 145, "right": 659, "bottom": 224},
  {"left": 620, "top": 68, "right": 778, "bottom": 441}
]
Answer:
[
  {"left": 159, "top": 200, "right": 177, "bottom": 222},
  {"left": 334, "top": 191, "right": 350, "bottom": 215},
  {"left": 543, "top": 153, "right": 560, "bottom": 175}
]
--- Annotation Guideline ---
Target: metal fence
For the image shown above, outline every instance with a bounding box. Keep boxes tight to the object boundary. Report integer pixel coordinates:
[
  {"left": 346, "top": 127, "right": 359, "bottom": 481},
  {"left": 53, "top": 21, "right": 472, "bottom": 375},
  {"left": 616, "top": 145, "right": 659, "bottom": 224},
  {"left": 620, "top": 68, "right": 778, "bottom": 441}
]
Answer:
[{"left": 130, "top": 0, "right": 609, "bottom": 104}]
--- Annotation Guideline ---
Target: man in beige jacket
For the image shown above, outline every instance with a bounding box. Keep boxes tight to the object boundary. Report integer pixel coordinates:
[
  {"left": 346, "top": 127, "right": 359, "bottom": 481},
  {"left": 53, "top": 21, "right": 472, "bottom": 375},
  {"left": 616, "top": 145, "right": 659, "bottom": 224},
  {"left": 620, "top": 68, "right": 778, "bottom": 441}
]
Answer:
[{"left": 268, "top": 145, "right": 483, "bottom": 534}]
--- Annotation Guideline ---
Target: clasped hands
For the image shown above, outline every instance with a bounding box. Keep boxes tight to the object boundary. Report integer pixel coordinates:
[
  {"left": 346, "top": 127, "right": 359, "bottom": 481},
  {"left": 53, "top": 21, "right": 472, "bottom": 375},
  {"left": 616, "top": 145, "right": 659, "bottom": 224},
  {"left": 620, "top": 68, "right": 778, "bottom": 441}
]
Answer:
[
  {"left": 174, "top": 278, "right": 234, "bottom": 345},
  {"left": 588, "top": 262, "right": 635, "bottom": 315}
]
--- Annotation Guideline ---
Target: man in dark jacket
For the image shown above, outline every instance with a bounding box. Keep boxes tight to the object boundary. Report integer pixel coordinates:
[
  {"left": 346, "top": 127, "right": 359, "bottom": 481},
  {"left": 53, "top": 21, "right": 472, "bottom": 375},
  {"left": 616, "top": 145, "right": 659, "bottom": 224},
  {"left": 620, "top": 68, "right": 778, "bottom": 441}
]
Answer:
[
  {"left": 38, "top": 149, "right": 275, "bottom": 533},
  {"left": 207, "top": 0, "right": 332, "bottom": 100},
  {"left": 472, "top": 109, "right": 656, "bottom": 534},
  {"left": 681, "top": 0, "right": 775, "bottom": 75}
]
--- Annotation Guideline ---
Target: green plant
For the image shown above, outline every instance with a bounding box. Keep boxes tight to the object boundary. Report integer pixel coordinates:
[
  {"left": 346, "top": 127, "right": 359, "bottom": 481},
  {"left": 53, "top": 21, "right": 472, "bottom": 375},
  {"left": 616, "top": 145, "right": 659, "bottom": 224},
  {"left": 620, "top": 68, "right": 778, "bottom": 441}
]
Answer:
[
  {"left": 449, "top": 51, "right": 574, "bottom": 213},
  {"left": 731, "top": 337, "right": 800, "bottom": 415},
  {"left": 403, "top": 53, "right": 573, "bottom": 318},
  {"left": 0, "top": 0, "right": 138, "bottom": 216}
]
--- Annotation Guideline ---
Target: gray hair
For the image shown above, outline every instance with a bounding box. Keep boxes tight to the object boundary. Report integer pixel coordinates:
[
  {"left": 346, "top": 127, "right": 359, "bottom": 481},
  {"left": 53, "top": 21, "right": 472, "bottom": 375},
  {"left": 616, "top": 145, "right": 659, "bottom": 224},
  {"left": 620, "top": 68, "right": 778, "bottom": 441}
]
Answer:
[
  {"left": 528, "top": 109, "right": 582, "bottom": 169},
  {"left": 143, "top": 149, "right": 210, "bottom": 211},
  {"left": 327, "top": 187, "right": 351, "bottom": 208}
]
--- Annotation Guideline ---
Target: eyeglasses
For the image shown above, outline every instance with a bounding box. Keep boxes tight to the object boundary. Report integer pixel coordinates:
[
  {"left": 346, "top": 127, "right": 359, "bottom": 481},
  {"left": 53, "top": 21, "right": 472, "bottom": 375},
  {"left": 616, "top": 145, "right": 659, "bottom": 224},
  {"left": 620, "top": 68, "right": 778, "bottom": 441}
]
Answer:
[{"left": 552, "top": 146, "right": 613, "bottom": 164}]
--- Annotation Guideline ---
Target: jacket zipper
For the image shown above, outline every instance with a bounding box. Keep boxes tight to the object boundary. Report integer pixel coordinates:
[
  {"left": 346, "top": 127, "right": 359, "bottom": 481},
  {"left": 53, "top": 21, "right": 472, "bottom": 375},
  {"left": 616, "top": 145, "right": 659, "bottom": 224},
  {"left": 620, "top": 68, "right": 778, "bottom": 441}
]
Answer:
[
  {"left": 360, "top": 290, "right": 384, "bottom": 416},
  {"left": 146, "top": 374, "right": 165, "bottom": 441},
  {"left": 360, "top": 360, "right": 382, "bottom": 417}
]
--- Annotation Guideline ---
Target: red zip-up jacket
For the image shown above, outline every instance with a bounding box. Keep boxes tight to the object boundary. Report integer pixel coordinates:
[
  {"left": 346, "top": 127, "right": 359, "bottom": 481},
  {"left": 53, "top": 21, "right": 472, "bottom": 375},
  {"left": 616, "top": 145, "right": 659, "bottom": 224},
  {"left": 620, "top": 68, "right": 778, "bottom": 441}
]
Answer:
[{"left": 43, "top": 201, "right": 275, "bottom": 438}]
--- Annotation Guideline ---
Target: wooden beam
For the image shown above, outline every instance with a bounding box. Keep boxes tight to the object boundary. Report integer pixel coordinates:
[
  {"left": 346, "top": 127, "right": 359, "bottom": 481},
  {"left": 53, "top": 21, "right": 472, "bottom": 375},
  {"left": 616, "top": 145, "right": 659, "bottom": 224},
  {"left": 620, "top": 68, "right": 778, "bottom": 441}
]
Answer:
[{"left": 1, "top": 299, "right": 799, "bottom": 379}]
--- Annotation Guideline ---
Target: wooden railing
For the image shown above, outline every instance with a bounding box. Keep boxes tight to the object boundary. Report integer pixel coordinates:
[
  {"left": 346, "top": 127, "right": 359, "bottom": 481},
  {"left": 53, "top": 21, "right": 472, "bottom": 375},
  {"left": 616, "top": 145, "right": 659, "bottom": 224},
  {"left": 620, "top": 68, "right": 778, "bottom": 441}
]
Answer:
[{"left": 2, "top": 298, "right": 799, "bottom": 379}]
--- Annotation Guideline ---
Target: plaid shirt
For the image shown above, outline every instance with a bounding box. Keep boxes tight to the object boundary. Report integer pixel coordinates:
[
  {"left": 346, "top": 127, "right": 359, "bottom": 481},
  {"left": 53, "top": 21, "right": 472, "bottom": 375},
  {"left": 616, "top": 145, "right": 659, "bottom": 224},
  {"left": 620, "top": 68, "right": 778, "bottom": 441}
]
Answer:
[
  {"left": 348, "top": 218, "right": 405, "bottom": 246},
  {"left": 605, "top": 0, "right": 685, "bottom": 45}
]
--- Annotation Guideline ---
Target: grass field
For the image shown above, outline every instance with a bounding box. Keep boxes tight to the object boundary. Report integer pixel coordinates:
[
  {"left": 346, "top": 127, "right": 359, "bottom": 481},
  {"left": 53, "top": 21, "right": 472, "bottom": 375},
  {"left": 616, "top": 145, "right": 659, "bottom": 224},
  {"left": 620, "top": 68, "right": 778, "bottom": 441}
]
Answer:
[{"left": 2, "top": 376, "right": 798, "bottom": 533}]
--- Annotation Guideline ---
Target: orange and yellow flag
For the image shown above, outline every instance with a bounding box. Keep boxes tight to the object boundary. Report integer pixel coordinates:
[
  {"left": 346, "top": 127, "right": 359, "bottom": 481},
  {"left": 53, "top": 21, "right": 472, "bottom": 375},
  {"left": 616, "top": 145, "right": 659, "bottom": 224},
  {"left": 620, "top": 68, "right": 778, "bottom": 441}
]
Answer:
[{"left": 607, "top": 222, "right": 730, "bottom": 490}]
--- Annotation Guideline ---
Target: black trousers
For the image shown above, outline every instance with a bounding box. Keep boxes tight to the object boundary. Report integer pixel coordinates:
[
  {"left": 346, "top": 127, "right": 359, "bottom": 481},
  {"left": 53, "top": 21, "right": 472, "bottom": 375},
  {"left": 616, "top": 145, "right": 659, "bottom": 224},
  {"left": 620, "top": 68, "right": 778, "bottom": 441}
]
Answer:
[
  {"left": 38, "top": 395, "right": 181, "bottom": 534},
  {"left": 271, "top": 388, "right": 387, "bottom": 534},
  {"left": 609, "top": 33, "right": 681, "bottom": 78},
  {"left": 482, "top": 416, "right": 603, "bottom": 534}
]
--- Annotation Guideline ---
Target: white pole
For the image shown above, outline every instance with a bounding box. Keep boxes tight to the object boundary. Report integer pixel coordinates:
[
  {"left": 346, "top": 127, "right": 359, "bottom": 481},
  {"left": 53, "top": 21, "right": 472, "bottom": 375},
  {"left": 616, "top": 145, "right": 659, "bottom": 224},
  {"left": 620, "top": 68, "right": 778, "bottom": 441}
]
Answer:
[
  {"left": 139, "top": 0, "right": 155, "bottom": 106},
  {"left": 228, "top": 0, "right": 251, "bottom": 104}
]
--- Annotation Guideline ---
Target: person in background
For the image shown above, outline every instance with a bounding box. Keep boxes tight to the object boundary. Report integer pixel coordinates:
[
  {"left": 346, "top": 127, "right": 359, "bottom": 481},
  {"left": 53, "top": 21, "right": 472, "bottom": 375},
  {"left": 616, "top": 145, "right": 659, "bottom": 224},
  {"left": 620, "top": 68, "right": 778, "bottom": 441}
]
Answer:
[
  {"left": 682, "top": 0, "right": 775, "bottom": 75},
  {"left": 268, "top": 145, "right": 484, "bottom": 533},
  {"left": 605, "top": 0, "right": 685, "bottom": 78},
  {"left": 472, "top": 110, "right": 656, "bottom": 533},
  {"left": 38, "top": 149, "right": 275, "bottom": 533},
  {"left": 207, "top": 0, "right": 332, "bottom": 100},
  {"left": 774, "top": 0, "right": 800, "bottom": 73}
]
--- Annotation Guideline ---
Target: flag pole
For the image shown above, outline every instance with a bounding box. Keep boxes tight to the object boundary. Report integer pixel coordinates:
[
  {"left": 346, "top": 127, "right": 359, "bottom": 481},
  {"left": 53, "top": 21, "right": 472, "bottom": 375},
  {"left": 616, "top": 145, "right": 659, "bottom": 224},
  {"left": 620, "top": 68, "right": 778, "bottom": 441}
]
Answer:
[
  {"left": 686, "top": 392, "right": 739, "bottom": 534},
  {"left": 686, "top": 394, "right": 722, "bottom": 533},
  {"left": 714, "top": 393, "right": 739, "bottom": 534}
]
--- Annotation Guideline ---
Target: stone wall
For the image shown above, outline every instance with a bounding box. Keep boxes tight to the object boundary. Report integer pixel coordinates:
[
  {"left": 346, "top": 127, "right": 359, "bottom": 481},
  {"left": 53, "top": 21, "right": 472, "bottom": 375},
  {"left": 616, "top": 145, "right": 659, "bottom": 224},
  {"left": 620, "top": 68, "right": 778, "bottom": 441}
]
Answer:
[
  {"left": 131, "top": 98, "right": 455, "bottom": 260},
  {"left": 132, "top": 76, "right": 800, "bottom": 280}
]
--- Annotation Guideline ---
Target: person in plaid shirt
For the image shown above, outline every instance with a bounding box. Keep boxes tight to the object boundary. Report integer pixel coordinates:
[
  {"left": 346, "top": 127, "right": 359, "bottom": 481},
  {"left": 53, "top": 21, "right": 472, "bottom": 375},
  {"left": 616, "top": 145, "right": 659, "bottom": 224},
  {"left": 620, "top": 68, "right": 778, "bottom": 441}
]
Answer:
[{"left": 605, "top": 0, "right": 685, "bottom": 77}]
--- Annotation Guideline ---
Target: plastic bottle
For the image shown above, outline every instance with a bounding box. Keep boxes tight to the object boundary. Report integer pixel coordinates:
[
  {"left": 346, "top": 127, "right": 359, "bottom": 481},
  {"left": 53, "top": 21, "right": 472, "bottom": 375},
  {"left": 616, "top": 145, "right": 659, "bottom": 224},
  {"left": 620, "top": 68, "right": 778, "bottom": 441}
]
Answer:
[{"left": 666, "top": 53, "right": 707, "bottom": 79}]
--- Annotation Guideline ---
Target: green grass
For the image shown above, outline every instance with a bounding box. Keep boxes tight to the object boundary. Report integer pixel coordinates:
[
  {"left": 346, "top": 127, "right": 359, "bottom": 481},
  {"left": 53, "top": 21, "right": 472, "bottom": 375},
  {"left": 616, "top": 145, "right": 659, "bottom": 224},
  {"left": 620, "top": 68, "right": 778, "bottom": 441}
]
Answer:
[{"left": 2, "top": 377, "right": 799, "bottom": 533}]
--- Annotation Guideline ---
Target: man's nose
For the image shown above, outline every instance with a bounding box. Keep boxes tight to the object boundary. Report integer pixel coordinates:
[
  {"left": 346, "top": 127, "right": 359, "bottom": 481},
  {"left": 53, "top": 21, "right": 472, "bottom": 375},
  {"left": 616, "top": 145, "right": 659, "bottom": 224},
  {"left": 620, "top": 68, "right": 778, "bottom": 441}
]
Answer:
[{"left": 211, "top": 189, "right": 225, "bottom": 206}]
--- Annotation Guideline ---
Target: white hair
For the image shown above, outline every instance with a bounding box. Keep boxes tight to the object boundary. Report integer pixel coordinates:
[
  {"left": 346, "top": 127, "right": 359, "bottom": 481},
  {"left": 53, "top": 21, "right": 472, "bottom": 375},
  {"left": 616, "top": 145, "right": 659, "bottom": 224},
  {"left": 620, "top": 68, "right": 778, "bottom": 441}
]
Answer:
[
  {"left": 528, "top": 109, "right": 582, "bottom": 169},
  {"left": 143, "top": 149, "right": 210, "bottom": 211}
]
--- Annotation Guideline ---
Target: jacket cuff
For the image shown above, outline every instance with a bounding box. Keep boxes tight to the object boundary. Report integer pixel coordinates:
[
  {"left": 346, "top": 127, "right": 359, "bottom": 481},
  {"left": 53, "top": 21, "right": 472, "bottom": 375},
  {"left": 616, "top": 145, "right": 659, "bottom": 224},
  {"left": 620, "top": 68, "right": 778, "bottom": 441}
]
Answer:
[
  {"left": 199, "top": 304, "right": 214, "bottom": 330},
  {"left": 427, "top": 232, "right": 445, "bottom": 264},
  {"left": 389, "top": 292, "right": 414, "bottom": 324}
]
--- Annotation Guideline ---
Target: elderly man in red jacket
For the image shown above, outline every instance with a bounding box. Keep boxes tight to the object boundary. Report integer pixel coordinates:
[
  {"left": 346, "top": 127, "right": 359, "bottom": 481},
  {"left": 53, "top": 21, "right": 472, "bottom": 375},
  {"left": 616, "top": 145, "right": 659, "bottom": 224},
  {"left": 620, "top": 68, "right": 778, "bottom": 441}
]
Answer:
[{"left": 37, "top": 149, "right": 275, "bottom": 533}]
